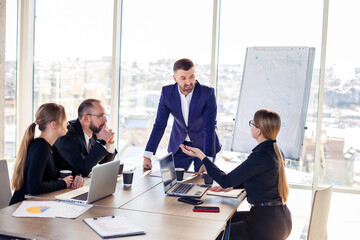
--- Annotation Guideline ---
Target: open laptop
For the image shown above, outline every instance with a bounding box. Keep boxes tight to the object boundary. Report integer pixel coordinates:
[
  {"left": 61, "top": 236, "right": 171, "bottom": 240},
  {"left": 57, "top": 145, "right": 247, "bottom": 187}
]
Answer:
[
  {"left": 55, "top": 160, "right": 120, "bottom": 204},
  {"left": 159, "top": 153, "right": 209, "bottom": 198}
]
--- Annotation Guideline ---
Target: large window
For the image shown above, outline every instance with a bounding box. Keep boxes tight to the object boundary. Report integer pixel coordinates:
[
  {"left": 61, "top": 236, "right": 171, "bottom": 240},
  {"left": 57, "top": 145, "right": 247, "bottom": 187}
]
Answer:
[
  {"left": 9, "top": 0, "right": 359, "bottom": 191},
  {"left": 320, "top": 0, "right": 360, "bottom": 189},
  {"left": 119, "top": 0, "right": 213, "bottom": 161},
  {"left": 4, "top": 0, "right": 17, "bottom": 158},
  {"left": 33, "top": 0, "right": 113, "bottom": 120},
  {"left": 217, "top": 0, "right": 323, "bottom": 185}
]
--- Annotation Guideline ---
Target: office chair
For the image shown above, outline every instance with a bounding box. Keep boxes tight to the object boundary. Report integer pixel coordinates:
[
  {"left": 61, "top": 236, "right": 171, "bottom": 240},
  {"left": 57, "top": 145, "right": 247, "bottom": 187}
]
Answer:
[
  {"left": 0, "top": 160, "right": 12, "bottom": 208},
  {"left": 307, "top": 185, "right": 333, "bottom": 240},
  {"left": 0, "top": 160, "right": 26, "bottom": 240}
]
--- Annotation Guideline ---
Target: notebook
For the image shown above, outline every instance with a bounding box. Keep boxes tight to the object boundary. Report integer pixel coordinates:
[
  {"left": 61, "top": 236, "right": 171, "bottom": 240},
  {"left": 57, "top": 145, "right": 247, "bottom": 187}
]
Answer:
[
  {"left": 55, "top": 160, "right": 120, "bottom": 204},
  {"left": 159, "top": 153, "right": 209, "bottom": 198},
  {"left": 207, "top": 189, "right": 245, "bottom": 198}
]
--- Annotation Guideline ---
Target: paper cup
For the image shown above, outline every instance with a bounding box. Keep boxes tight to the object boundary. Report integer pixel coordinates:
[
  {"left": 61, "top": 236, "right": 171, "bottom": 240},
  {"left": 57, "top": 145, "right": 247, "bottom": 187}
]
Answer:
[
  {"left": 123, "top": 171, "right": 134, "bottom": 186},
  {"left": 175, "top": 168, "right": 185, "bottom": 181},
  {"left": 60, "top": 170, "right": 72, "bottom": 178},
  {"left": 204, "top": 173, "right": 213, "bottom": 185}
]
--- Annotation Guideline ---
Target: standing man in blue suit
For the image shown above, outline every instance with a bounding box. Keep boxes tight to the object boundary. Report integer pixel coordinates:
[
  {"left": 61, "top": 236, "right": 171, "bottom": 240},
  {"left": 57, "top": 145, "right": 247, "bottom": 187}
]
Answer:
[{"left": 143, "top": 58, "right": 221, "bottom": 172}]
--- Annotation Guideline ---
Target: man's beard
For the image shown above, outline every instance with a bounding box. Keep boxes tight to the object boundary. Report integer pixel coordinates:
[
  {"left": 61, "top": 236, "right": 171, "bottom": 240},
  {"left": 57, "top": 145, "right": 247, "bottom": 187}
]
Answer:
[
  {"left": 89, "top": 121, "right": 103, "bottom": 133},
  {"left": 180, "top": 84, "right": 193, "bottom": 94}
]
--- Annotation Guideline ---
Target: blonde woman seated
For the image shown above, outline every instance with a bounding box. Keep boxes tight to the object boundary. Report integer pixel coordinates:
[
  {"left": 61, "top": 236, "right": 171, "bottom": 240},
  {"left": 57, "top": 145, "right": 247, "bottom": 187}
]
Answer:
[
  {"left": 10, "top": 103, "right": 85, "bottom": 205},
  {"left": 180, "top": 109, "right": 292, "bottom": 240}
]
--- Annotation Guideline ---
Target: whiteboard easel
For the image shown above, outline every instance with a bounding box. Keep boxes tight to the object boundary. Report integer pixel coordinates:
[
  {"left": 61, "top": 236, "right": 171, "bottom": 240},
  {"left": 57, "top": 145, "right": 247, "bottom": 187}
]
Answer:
[{"left": 231, "top": 47, "right": 315, "bottom": 160}]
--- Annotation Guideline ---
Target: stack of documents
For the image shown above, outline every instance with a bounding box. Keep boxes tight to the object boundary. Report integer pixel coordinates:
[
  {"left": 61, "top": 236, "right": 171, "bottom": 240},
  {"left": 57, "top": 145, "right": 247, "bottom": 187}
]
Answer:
[
  {"left": 83, "top": 215, "right": 146, "bottom": 238},
  {"left": 12, "top": 201, "right": 92, "bottom": 218},
  {"left": 207, "top": 189, "right": 245, "bottom": 198}
]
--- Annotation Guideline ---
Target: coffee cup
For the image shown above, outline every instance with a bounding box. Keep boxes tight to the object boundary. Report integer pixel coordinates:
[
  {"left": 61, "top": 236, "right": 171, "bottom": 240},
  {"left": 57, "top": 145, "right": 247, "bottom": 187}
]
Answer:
[
  {"left": 118, "top": 163, "right": 124, "bottom": 175},
  {"left": 123, "top": 171, "right": 134, "bottom": 186},
  {"left": 204, "top": 172, "right": 213, "bottom": 185},
  {"left": 175, "top": 168, "right": 185, "bottom": 181},
  {"left": 60, "top": 170, "right": 72, "bottom": 179}
]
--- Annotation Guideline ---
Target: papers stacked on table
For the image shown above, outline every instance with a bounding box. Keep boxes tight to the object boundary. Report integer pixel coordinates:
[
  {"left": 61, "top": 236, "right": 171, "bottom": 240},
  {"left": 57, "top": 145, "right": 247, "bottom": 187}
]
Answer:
[
  {"left": 12, "top": 201, "right": 92, "bottom": 218},
  {"left": 83, "top": 215, "right": 146, "bottom": 238}
]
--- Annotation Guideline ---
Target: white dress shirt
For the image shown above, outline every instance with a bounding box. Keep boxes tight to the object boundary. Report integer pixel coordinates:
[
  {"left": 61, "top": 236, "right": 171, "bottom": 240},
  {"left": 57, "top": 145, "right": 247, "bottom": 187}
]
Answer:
[
  {"left": 83, "top": 130, "right": 115, "bottom": 153},
  {"left": 179, "top": 86, "right": 193, "bottom": 142}
]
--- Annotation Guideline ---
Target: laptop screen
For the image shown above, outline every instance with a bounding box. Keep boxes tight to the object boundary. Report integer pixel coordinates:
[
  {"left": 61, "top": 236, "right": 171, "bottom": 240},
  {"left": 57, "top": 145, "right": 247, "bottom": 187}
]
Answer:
[{"left": 159, "top": 153, "right": 176, "bottom": 190}]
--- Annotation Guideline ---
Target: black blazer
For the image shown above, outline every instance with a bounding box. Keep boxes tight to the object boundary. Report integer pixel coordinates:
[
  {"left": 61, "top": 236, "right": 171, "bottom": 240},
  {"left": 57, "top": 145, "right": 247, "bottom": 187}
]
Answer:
[
  {"left": 10, "top": 138, "right": 67, "bottom": 205},
  {"left": 202, "top": 140, "right": 281, "bottom": 204},
  {"left": 54, "top": 119, "right": 117, "bottom": 177}
]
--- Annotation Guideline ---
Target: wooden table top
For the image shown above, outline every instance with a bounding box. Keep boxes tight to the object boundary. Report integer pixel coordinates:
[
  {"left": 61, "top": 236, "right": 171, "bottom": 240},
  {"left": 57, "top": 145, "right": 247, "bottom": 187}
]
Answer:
[
  {"left": 0, "top": 204, "right": 225, "bottom": 240},
  {"left": 122, "top": 174, "right": 246, "bottom": 222}
]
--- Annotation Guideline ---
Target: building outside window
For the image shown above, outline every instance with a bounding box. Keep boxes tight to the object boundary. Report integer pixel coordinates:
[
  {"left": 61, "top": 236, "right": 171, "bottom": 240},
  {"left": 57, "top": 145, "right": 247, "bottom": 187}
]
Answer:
[
  {"left": 4, "top": 0, "right": 17, "bottom": 158},
  {"left": 217, "top": 0, "right": 323, "bottom": 186},
  {"left": 319, "top": 0, "right": 360, "bottom": 189},
  {"left": 118, "top": 0, "right": 213, "bottom": 161},
  {"left": 33, "top": 0, "right": 113, "bottom": 121}
]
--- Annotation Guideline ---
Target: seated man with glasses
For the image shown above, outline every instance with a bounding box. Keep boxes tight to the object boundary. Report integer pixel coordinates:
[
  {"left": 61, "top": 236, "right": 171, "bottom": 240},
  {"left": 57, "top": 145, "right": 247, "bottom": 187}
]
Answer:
[{"left": 54, "top": 99, "right": 117, "bottom": 177}]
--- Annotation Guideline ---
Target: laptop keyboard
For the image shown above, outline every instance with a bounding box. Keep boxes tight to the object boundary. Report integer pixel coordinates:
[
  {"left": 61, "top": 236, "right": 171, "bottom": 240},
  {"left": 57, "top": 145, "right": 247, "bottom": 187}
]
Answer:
[
  {"left": 71, "top": 192, "right": 88, "bottom": 201},
  {"left": 171, "top": 183, "right": 193, "bottom": 194}
]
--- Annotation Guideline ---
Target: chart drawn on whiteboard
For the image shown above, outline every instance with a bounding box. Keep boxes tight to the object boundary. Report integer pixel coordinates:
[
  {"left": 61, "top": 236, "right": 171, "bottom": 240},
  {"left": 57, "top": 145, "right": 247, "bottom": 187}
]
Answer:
[
  {"left": 231, "top": 47, "right": 315, "bottom": 160},
  {"left": 253, "top": 51, "right": 307, "bottom": 123}
]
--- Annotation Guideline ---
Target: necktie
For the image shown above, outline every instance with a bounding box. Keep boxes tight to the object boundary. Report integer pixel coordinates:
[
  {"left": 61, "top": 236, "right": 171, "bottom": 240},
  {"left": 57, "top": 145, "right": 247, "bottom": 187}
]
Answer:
[{"left": 88, "top": 135, "right": 96, "bottom": 153}]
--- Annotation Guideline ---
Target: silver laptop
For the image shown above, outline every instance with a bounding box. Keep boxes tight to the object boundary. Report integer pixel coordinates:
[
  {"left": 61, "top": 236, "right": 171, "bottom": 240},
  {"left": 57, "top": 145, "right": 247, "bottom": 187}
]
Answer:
[
  {"left": 55, "top": 160, "right": 120, "bottom": 204},
  {"left": 159, "top": 153, "right": 209, "bottom": 198}
]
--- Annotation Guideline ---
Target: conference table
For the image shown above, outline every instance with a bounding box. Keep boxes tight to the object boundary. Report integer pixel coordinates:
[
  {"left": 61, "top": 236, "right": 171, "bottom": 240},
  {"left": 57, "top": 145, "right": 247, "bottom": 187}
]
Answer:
[{"left": 0, "top": 167, "right": 246, "bottom": 239}]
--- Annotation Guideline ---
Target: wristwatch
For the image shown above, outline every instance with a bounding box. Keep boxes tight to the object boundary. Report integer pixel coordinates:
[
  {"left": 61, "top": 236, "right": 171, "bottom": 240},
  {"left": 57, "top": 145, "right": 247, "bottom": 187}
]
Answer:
[{"left": 96, "top": 139, "right": 106, "bottom": 146}]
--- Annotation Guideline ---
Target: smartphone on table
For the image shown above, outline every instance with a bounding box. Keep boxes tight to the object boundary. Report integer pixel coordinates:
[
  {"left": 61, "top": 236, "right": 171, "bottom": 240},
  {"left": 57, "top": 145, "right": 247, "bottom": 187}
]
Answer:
[
  {"left": 193, "top": 206, "right": 220, "bottom": 213},
  {"left": 178, "top": 197, "right": 203, "bottom": 205}
]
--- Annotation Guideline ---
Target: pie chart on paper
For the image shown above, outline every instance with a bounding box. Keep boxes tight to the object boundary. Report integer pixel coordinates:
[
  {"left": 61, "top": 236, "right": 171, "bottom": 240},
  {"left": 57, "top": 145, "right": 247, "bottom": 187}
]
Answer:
[{"left": 26, "top": 206, "right": 51, "bottom": 214}]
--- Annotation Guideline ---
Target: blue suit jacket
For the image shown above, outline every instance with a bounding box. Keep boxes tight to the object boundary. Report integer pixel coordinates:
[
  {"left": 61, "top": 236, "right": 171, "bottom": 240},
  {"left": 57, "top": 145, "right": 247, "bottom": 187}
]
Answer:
[{"left": 145, "top": 81, "right": 221, "bottom": 158}]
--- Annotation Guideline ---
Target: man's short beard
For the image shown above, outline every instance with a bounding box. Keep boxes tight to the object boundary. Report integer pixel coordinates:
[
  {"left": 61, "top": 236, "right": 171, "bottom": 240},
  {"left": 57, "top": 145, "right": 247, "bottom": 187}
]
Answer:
[
  {"left": 89, "top": 121, "right": 102, "bottom": 133},
  {"left": 180, "top": 84, "right": 193, "bottom": 94}
]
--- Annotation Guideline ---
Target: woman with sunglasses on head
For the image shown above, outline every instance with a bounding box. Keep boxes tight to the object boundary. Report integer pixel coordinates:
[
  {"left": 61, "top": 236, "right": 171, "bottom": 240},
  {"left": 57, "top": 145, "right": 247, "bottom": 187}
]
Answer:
[
  {"left": 180, "top": 109, "right": 292, "bottom": 240},
  {"left": 10, "top": 103, "right": 85, "bottom": 205}
]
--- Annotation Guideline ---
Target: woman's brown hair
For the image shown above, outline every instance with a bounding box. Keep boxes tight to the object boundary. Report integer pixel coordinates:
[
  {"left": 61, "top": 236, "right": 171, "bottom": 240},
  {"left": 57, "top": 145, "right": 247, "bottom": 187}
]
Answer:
[
  {"left": 11, "top": 103, "right": 66, "bottom": 190},
  {"left": 253, "top": 109, "right": 289, "bottom": 204}
]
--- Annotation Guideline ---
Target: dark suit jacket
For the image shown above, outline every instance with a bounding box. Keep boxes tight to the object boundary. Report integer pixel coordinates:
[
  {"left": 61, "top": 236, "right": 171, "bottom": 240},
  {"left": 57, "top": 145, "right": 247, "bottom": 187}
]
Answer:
[
  {"left": 145, "top": 81, "right": 221, "bottom": 158},
  {"left": 54, "top": 119, "right": 117, "bottom": 177}
]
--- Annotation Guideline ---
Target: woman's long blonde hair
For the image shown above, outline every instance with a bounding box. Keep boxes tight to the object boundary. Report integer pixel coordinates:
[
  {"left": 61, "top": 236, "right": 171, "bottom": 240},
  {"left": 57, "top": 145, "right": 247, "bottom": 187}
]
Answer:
[
  {"left": 253, "top": 109, "right": 289, "bottom": 204},
  {"left": 11, "top": 103, "right": 66, "bottom": 190}
]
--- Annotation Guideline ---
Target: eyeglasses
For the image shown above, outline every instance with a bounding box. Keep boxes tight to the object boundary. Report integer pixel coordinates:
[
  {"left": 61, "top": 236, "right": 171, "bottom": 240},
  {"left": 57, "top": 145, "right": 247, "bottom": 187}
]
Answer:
[
  {"left": 86, "top": 113, "right": 107, "bottom": 120},
  {"left": 249, "top": 120, "right": 259, "bottom": 128}
]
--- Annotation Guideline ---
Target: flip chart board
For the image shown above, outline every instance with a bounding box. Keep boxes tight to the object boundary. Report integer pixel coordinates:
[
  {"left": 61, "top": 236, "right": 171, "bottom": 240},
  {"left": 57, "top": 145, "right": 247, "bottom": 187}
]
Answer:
[{"left": 231, "top": 47, "right": 315, "bottom": 160}]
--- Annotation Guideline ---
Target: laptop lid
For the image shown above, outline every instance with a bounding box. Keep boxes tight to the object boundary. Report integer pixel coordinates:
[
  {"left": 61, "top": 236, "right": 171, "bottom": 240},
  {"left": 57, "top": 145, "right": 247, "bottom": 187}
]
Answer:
[
  {"left": 87, "top": 160, "right": 120, "bottom": 203},
  {"left": 159, "top": 153, "right": 210, "bottom": 198},
  {"left": 55, "top": 160, "right": 120, "bottom": 204},
  {"left": 159, "top": 153, "right": 178, "bottom": 193}
]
